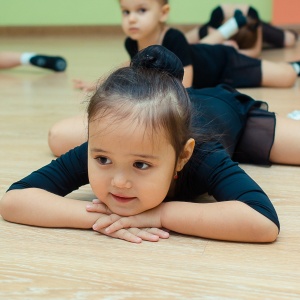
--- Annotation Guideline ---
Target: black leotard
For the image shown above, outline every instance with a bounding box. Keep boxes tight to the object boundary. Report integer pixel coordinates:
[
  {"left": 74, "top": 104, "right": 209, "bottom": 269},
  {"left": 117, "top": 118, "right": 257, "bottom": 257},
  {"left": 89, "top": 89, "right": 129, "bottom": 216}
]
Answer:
[
  {"left": 125, "top": 28, "right": 262, "bottom": 88},
  {"left": 7, "top": 85, "right": 280, "bottom": 230}
]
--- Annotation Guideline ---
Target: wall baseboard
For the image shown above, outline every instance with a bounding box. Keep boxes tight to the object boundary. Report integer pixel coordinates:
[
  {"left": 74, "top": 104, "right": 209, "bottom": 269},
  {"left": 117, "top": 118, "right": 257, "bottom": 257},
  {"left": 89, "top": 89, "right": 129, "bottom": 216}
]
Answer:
[
  {"left": 0, "top": 25, "right": 198, "bottom": 36},
  {"left": 0, "top": 25, "right": 123, "bottom": 36},
  {"left": 0, "top": 24, "right": 299, "bottom": 37}
]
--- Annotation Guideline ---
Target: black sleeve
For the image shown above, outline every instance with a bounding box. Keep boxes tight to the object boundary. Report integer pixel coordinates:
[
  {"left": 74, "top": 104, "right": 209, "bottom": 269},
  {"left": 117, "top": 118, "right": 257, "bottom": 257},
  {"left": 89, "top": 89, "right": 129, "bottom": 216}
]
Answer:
[
  {"left": 188, "top": 141, "right": 280, "bottom": 230},
  {"left": 7, "top": 143, "right": 89, "bottom": 196},
  {"left": 163, "top": 29, "right": 193, "bottom": 67},
  {"left": 124, "top": 37, "right": 138, "bottom": 59},
  {"left": 125, "top": 29, "right": 193, "bottom": 67}
]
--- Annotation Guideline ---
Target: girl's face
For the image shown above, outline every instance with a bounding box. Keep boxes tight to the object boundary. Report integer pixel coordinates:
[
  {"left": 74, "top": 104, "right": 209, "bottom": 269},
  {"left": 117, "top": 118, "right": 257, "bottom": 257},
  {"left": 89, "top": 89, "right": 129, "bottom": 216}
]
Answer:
[
  {"left": 88, "top": 114, "right": 176, "bottom": 216},
  {"left": 120, "top": 0, "right": 169, "bottom": 42}
]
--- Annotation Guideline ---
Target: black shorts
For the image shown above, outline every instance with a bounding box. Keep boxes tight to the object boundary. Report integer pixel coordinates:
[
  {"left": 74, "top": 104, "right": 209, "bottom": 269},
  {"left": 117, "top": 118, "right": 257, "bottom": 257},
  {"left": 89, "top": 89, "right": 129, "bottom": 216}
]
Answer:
[
  {"left": 262, "top": 22, "right": 285, "bottom": 48},
  {"left": 188, "top": 85, "right": 274, "bottom": 165},
  {"left": 220, "top": 46, "right": 262, "bottom": 88},
  {"left": 191, "top": 45, "right": 262, "bottom": 88},
  {"left": 233, "top": 107, "right": 276, "bottom": 165}
]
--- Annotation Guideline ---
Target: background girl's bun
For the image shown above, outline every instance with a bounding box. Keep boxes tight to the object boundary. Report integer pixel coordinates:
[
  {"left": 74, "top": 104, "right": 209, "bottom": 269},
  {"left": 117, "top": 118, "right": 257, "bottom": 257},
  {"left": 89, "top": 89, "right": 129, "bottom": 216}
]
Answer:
[{"left": 130, "top": 45, "right": 184, "bottom": 81}]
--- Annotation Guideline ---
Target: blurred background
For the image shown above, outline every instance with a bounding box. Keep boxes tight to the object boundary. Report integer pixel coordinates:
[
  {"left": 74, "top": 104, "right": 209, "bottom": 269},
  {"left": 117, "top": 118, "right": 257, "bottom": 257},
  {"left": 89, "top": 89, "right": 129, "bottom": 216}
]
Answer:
[{"left": 0, "top": 0, "right": 298, "bottom": 28}]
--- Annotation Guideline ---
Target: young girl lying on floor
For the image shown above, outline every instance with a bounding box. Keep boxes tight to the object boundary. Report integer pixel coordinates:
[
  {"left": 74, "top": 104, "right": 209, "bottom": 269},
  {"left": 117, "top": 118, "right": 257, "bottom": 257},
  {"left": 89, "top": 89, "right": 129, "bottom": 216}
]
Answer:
[{"left": 0, "top": 46, "right": 280, "bottom": 243}]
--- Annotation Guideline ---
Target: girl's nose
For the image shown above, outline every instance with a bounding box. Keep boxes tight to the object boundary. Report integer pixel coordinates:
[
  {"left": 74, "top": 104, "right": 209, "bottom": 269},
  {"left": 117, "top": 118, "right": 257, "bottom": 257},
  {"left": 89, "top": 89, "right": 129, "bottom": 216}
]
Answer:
[
  {"left": 111, "top": 173, "right": 131, "bottom": 189},
  {"left": 128, "top": 12, "right": 137, "bottom": 23}
]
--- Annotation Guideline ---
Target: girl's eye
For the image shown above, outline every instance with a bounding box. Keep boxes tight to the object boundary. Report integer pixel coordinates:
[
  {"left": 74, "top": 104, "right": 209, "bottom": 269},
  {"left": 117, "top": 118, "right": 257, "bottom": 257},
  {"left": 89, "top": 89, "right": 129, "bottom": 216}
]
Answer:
[
  {"left": 122, "top": 10, "right": 129, "bottom": 15},
  {"left": 96, "top": 157, "right": 112, "bottom": 165},
  {"left": 138, "top": 8, "right": 147, "bottom": 14},
  {"left": 134, "top": 161, "right": 150, "bottom": 170}
]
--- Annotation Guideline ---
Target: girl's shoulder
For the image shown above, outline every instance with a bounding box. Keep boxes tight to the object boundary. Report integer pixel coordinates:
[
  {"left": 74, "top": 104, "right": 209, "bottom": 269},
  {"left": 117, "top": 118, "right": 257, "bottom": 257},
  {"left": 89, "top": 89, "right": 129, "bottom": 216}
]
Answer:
[
  {"left": 124, "top": 37, "right": 138, "bottom": 58},
  {"left": 162, "top": 28, "right": 192, "bottom": 67},
  {"left": 164, "top": 27, "right": 187, "bottom": 41}
]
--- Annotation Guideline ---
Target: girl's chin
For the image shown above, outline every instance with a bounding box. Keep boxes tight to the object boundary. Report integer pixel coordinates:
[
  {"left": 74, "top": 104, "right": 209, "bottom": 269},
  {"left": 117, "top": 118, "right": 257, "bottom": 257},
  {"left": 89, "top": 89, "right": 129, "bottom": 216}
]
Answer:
[{"left": 109, "top": 205, "right": 141, "bottom": 217}]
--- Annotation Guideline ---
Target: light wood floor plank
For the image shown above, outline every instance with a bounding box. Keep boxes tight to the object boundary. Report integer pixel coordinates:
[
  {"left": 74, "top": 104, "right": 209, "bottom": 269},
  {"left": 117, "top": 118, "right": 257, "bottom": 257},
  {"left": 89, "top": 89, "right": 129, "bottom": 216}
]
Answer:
[{"left": 1, "top": 32, "right": 300, "bottom": 299}]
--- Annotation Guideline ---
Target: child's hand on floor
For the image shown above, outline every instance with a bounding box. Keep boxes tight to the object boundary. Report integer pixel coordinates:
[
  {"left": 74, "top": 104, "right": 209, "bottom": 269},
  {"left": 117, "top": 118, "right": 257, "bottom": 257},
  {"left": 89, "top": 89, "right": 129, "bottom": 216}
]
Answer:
[{"left": 86, "top": 199, "right": 169, "bottom": 243}]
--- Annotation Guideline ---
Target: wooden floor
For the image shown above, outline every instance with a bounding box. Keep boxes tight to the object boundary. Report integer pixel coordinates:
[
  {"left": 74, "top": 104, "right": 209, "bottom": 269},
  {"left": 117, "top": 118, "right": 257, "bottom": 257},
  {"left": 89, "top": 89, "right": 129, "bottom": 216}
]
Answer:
[{"left": 1, "top": 31, "right": 300, "bottom": 299}]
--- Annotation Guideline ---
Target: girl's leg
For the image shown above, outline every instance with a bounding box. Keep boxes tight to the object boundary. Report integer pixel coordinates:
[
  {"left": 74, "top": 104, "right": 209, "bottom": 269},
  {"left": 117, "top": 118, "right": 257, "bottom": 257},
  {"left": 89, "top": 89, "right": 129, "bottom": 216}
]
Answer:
[
  {"left": 0, "top": 51, "right": 66, "bottom": 72},
  {"left": 185, "top": 7, "right": 246, "bottom": 45},
  {"left": 285, "top": 31, "right": 298, "bottom": 47},
  {"left": 185, "top": 5, "right": 223, "bottom": 44},
  {"left": 269, "top": 115, "right": 300, "bottom": 165},
  {"left": 262, "top": 22, "right": 298, "bottom": 48},
  {"left": 201, "top": 11, "right": 247, "bottom": 44},
  {"left": 48, "top": 113, "right": 88, "bottom": 157},
  {"left": 0, "top": 52, "right": 22, "bottom": 69},
  {"left": 283, "top": 29, "right": 298, "bottom": 47},
  {"left": 261, "top": 60, "right": 297, "bottom": 87},
  {"left": 221, "top": 48, "right": 296, "bottom": 88},
  {"left": 186, "top": 26, "right": 227, "bottom": 45},
  {"left": 185, "top": 26, "right": 202, "bottom": 44}
]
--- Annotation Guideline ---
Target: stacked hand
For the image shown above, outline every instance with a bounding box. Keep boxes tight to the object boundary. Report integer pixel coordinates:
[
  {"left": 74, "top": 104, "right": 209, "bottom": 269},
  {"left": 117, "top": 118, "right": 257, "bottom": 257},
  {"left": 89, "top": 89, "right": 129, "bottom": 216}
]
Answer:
[{"left": 86, "top": 199, "right": 169, "bottom": 243}]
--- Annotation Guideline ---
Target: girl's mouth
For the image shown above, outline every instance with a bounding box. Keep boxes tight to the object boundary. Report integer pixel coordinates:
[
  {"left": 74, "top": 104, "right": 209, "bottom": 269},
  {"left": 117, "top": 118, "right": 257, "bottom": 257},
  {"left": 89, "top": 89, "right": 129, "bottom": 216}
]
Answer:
[
  {"left": 111, "top": 193, "right": 136, "bottom": 203},
  {"left": 129, "top": 27, "right": 139, "bottom": 32}
]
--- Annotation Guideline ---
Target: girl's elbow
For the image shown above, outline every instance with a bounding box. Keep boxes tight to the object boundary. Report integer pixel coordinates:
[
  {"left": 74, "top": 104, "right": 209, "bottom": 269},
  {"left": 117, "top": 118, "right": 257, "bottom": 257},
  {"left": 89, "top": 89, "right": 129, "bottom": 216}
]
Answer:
[
  {"left": 255, "top": 221, "right": 279, "bottom": 243},
  {"left": 266, "top": 222, "right": 279, "bottom": 242}
]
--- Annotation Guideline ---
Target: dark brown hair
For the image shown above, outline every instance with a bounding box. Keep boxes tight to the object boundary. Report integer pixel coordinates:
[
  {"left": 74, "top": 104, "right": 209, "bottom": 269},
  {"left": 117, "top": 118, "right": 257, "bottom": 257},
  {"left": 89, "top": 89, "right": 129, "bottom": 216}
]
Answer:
[
  {"left": 87, "top": 45, "right": 193, "bottom": 161},
  {"left": 231, "top": 17, "right": 260, "bottom": 49}
]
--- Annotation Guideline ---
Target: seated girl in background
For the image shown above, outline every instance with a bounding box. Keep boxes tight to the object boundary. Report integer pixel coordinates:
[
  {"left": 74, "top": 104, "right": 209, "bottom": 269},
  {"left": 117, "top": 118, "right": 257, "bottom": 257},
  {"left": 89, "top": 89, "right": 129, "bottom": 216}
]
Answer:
[
  {"left": 0, "top": 51, "right": 67, "bottom": 72},
  {"left": 185, "top": 4, "right": 298, "bottom": 58},
  {"left": 75, "top": 0, "right": 300, "bottom": 92},
  {"left": 52, "top": 0, "right": 300, "bottom": 158},
  {"left": 0, "top": 45, "right": 281, "bottom": 243}
]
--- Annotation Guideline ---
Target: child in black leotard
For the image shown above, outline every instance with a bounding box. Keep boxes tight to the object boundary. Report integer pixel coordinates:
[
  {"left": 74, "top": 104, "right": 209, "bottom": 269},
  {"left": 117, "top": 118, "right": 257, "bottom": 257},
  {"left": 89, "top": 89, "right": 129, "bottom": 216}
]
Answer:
[
  {"left": 74, "top": 0, "right": 299, "bottom": 91},
  {"left": 50, "top": 0, "right": 300, "bottom": 159},
  {"left": 0, "top": 45, "right": 280, "bottom": 244},
  {"left": 185, "top": 4, "right": 298, "bottom": 59}
]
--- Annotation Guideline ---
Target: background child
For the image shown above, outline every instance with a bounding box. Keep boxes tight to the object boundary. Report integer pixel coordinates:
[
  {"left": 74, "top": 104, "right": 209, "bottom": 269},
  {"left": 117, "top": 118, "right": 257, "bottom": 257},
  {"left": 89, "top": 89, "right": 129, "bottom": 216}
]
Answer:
[
  {"left": 53, "top": 0, "right": 300, "bottom": 157},
  {"left": 0, "top": 45, "right": 280, "bottom": 244},
  {"left": 74, "top": 0, "right": 299, "bottom": 92},
  {"left": 185, "top": 4, "right": 298, "bottom": 58}
]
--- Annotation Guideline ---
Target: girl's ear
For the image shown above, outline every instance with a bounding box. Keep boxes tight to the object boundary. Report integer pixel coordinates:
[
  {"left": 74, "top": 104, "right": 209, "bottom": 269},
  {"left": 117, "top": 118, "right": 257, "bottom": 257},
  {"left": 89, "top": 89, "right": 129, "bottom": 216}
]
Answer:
[
  {"left": 160, "top": 4, "right": 170, "bottom": 23},
  {"left": 176, "top": 138, "right": 195, "bottom": 171}
]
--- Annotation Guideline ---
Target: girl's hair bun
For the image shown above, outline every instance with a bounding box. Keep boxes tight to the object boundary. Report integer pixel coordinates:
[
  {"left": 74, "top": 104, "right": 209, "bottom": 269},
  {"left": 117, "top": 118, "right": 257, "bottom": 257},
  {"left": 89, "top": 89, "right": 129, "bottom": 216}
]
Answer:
[{"left": 130, "top": 45, "right": 184, "bottom": 81}]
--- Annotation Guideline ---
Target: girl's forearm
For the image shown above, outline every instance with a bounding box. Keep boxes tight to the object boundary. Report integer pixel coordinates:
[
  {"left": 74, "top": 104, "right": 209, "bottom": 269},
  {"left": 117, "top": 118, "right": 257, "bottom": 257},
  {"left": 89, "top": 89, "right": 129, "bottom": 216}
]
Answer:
[
  {"left": 0, "top": 188, "right": 100, "bottom": 228},
  {"left": 160, "top": 201, "right": 278, "bottom": 243}
]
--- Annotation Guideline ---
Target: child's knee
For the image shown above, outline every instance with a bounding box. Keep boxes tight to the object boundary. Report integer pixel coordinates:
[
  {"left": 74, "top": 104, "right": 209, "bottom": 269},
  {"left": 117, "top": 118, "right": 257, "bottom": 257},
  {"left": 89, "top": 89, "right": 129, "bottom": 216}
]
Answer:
[
  {"left": 281, "top": 74, "right": 296, "bottom": 88},
  {"left": 278, "top": 65, "right": 297, "bottom": 87},
  {"left": 284, "top": 31, "right": 298, "bottom": 47},
  {"left": 48, "top": 124, "right": 66, "bottom": 157},
  {"left": 285, "top": 69, "right": 297, "bottom": 87}
]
